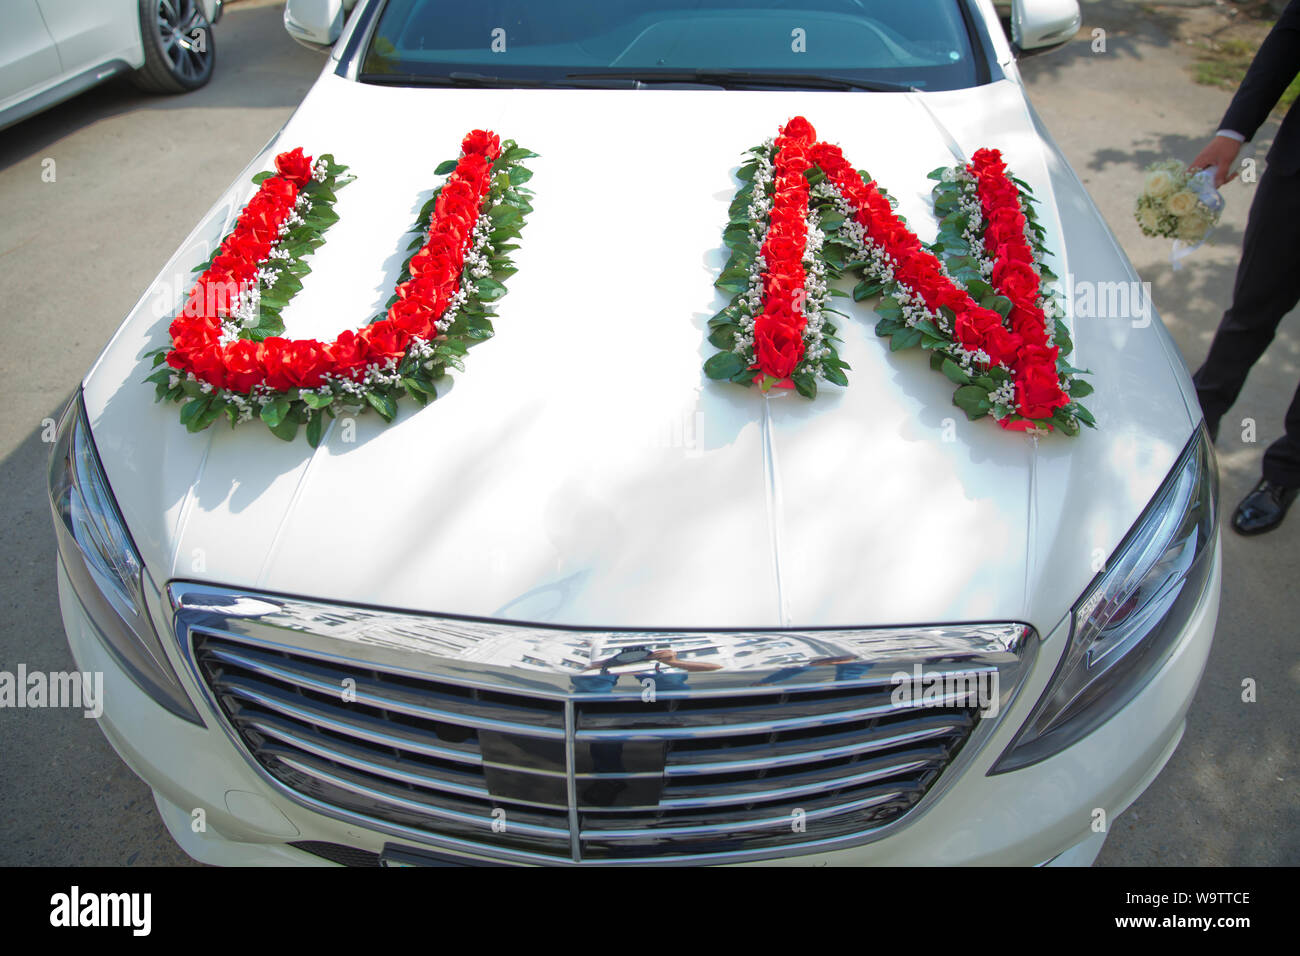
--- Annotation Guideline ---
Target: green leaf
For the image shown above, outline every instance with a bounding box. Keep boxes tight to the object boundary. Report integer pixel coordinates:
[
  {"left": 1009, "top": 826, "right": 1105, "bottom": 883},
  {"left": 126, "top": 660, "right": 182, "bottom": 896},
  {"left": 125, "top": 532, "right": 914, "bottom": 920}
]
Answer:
[
  {"left": 434, "top": 159, "right": 458, "bottom": 175},
  {"left": 500, "top": 145, "right": 537, "bottom": 163},
  {"left": 267, "top": 411, "right": 300, "bottom": 442},
  {"left": 708, "top": 325, "right": 738, "bottom": 349},
  {"left": 488, "top": 204, "right": 521, "bottom": 226},
  {"left": 889, "top": 327, "right": 922, "bottom": 352},
  {"left": 366, "top": 390, "right": 398, "bottom": 422},
  {"left": 476, "top": 277, "right": 506, "bottom": 301},
  {"left": 305, "top": 412, "right": 325, "bottom": 448},
  {"left": 941, "top": 358, "right": 972, "bottom": 386},
  {"left": 823, "top": 363, "right": 849, "bottom": 387},
  {"left": 179, "top": 397, "right": 213, "bottom": 432},
  {"left": 722, "top": 224, "right": 752, "bottom": 249},
  {"left": 875, "top": 296, "right": 903, "bottom": 321},
  {"left": 402, "top": 379, "right": 432, "bottom": 407},
  {"left": 853, "top": 279, "right": 882, "bottom": 302},
  {"left": 260, "top": 396, "right": 291, "bottom": 429},
  {"left": 792, "top": 370, "right": 817, "bottom": 399},
  {"left": 874, "top": 317, "right": 905, "bottom": 337},
  {"left": 1068, "top": 379, "right": 1094, "bottom": 398},
  {"left": 704, "top": 351, "right": 746, "bottom": 380},
  {"left": 953, "top": 385, "right": 993, "bottom": 420}
]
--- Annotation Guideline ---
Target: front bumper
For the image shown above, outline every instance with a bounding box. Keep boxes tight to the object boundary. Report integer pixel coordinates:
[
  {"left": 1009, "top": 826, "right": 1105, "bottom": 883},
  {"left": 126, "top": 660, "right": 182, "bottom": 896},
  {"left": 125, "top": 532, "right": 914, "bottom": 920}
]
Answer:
[{"left": 57, "top": 528, "right": 1220, "bottom": 866}]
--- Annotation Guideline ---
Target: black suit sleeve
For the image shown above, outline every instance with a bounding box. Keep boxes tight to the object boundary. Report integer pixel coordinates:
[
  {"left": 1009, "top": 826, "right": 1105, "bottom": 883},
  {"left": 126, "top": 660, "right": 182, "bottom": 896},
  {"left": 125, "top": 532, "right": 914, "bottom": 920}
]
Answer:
[{"left": 1220, "top": 0, "right": 1300, "bottom": 141}]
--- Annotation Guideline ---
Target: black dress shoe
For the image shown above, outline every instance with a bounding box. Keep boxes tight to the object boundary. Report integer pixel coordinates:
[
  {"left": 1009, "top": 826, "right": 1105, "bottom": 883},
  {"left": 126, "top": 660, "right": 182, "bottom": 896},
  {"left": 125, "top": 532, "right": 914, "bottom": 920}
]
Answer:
[{"left": 1232, "top": 479, "right": 1299, "bottom": 536}]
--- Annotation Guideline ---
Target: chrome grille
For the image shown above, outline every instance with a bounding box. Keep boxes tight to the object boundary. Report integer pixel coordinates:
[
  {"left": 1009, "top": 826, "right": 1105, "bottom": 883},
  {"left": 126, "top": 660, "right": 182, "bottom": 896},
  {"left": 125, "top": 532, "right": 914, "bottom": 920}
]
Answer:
[
  {"left": 194, "top": 631, "right": 991, "bottom": 864},
  {"left": 175, "top": 583, "right": 1034, "bottom": 864}
]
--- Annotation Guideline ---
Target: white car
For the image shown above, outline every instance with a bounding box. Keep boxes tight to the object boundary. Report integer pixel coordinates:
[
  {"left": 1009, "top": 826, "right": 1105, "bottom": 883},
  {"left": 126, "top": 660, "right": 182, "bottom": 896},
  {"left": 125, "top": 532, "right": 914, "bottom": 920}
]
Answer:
[
  {"left": 0, "top": 0, "right": 223, "bottom": 130},
  {"left": 50, "top": 0, "right": 1220, "bottom": 866}
]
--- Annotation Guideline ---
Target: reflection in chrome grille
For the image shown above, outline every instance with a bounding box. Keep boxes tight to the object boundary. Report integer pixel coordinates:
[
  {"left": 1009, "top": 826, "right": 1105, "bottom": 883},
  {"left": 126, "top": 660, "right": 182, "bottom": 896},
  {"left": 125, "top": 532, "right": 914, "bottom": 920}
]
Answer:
[{"left": 194, "top": 631, "right": 987, "bottom": 863}]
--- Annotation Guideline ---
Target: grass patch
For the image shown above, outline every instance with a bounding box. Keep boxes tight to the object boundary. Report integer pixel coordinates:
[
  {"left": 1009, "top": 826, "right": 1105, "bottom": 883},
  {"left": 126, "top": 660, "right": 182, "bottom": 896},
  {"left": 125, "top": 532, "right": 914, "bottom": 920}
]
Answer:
[{"left": 1193, "top": 28, "right": 1300, "bottom": 114}]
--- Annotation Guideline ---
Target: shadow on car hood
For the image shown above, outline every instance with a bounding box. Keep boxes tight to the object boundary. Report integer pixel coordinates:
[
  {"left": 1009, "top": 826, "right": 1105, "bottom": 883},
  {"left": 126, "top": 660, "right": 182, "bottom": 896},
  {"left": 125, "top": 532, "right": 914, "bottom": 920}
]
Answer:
[{"left": 82, "top": 79, "right": 1194, "bottom": 632}]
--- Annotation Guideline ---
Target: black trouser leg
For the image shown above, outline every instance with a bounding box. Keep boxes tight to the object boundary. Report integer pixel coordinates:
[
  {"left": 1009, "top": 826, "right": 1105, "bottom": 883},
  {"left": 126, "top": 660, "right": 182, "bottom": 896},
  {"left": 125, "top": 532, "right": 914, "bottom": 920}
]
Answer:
[
  {"left": 1192, "top": 166, "right": 1300, "bottom": 437},
  {"left": 1263, "top": 379, "right": 1300, "bottom": 485}
]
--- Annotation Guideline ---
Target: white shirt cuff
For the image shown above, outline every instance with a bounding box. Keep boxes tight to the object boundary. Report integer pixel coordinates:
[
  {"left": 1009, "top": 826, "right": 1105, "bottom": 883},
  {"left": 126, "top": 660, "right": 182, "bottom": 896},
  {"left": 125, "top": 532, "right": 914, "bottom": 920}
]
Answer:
[{"left": 1215, "top": 129, "right": 1247, "bottom": 142}]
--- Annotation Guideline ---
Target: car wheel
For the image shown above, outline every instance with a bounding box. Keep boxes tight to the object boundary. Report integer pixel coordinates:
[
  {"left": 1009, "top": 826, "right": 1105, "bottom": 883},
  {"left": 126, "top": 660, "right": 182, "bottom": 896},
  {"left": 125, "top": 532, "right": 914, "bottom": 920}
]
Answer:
[{"left": 131, "top": 0, "right": 216, "bottom": 94}]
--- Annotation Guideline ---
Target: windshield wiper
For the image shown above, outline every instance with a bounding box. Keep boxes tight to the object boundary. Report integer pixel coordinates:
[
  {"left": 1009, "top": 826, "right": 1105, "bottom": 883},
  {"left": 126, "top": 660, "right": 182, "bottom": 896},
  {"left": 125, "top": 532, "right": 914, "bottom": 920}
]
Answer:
[
  {"left": 359, "top": 70, "right": 638, "bottom": 89},
  {"left": 563, "top": 69, "right": 915, "bottom": 93}
]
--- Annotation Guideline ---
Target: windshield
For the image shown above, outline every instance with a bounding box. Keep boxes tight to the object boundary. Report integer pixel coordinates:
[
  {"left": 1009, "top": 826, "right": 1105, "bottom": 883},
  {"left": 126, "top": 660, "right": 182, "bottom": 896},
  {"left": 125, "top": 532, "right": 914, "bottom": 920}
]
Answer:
[{"left": 358, "top": 1, "right": 982, "bottom": 91}]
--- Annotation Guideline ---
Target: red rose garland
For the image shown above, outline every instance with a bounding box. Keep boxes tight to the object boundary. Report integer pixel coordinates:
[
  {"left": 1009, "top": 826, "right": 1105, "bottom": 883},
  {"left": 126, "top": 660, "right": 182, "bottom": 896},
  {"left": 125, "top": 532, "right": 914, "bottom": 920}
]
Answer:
[
  {"left": 706, "top": 116, "right": 1093, "bottom": 435},
  {"left": 966, "top": 148, "right": 1074, "bottom": 427},
  {"left": 751, "top": 122, "right": 812, "bottom": 385},
  {"left": 148, "top": 131, "right": 536, "bottom": 443}
]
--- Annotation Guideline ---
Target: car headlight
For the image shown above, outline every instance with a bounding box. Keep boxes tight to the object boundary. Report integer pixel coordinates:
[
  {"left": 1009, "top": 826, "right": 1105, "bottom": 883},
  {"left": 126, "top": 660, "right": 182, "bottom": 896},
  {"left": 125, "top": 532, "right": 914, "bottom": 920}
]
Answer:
[
  {"left": 992, "top": 424, "right": 1217, "bottom": 772},
  {"left": 48, "top": 391, "right": 202, "bottom": 724}
]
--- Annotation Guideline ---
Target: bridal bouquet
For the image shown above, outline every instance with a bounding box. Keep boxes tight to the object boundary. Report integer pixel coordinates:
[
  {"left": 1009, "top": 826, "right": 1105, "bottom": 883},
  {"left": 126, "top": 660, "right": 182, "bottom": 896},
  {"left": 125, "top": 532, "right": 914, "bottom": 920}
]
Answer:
[{"left": 1134, "top": 160, "right": 1224, "bottom": 246}]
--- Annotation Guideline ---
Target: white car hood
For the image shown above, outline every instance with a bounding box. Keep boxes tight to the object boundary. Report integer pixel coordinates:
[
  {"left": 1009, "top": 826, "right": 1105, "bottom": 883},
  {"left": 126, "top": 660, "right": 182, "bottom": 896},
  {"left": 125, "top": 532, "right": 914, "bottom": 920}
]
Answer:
[{"left": 82, "top": 76, "right": 1198, "bottom": 632}]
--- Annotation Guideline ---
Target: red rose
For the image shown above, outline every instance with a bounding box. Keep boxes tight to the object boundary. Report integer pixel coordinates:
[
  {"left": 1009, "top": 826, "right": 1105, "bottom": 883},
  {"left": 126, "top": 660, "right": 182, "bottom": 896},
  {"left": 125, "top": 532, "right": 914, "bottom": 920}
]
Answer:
[
  {"left": 261, "top": 337, "right": 330, "bottom": 390},
  {"left": 1010, "top": 303, "right": 1049, "bottom": 347},
  {"left": 282, "top": 339, "right": 331, "bottom": 388},
  {"left": 779, "top": 115, "right": 817, "bottom": 145},
  {"left": 396, "top": 276, "right": 447, "bottom": 309},
  {"left": 169, "top": 320, "right": 220, "bottom": 367},
  {"left": 421, "top": 232, "right": 460, "bottom": 260},
  {"left": 328, "top": 329, "right": 369, "bottom": 379},
  {"left": 953, "top": 305, "right": 1009, "bottom": 358},
  {"left": 221, "top": 230, "right": 272, "bottom": 265},
  {"left": 408, "top": 247, "right": 459, "bottom": 285},
  {"left": 387, "top": 297, "right": 435, "bottom": 338},
  {"left": 258, "top": 338, "right": 294, "bottom": 390},
  {"left": 998, "top": 241, "right": 1035, "bottom": 265},
  {"left": 274, "top": 147, "right": 315, "bottom": 186},
  {"left": 457, "top": 153, "right": 494, "bottom": 193},
  {"left": 970, "top": 148, "right": 1004, "bottom": 174},
  {"left": 992, "top": 259, "right": 1041, "bottom": 304},
  {"left": 981, "top": 323, "right": 1024, "bottom": 367},
  {"left": 359, "top": 320, "right": 409, "bottom": 363},
  {"left": 1016, "top": 360, "right": 1069, "bottom": 420},
  {"left": 184, "top": 275, "right": 238, "bottom": 319},
  {"left": 754, "top": 315, "right": 805, "bottom": 380},
  {"left": 188, "top": 345, "right": 228, "bottom": 389},
  {"left": 438, "top": 178, "right": 479, "bottom": 214},
  {"left": 222, "top": 338, "right": 264, "bottom": 393},
  {"left": 258, "top": 175, "right": 299, "bottom": 210},
  {"left": 461, "top": 129, "right": 501, "bottom": 159}
]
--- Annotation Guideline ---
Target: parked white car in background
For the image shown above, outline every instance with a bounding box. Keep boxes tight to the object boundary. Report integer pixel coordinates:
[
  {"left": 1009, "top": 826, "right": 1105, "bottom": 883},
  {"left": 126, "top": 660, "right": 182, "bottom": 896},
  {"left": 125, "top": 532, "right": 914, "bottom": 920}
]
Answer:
[
  {"left": 0, "top": 0, "right": 223, "bottom": 130},
  {"left": 50, "top": 0, "right": 1220, "bottom": 866}
]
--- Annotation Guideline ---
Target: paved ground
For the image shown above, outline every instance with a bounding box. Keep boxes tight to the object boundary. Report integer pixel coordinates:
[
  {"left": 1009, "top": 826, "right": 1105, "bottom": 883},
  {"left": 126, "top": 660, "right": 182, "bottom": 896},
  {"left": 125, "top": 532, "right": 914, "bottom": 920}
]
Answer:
[{"left": 0, "top": 0, "right": 1294, "bottom": 865}]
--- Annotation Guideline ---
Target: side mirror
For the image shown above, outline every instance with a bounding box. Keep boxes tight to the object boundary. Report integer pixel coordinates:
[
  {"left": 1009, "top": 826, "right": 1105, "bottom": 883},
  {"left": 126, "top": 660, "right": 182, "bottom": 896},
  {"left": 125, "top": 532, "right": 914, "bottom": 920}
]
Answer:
[
  {"left": 284, "top": 0, "right": 344, "bottom": 51},
  {"left": 1010, "top": 0, "right": 1082, "bottom": 55}
]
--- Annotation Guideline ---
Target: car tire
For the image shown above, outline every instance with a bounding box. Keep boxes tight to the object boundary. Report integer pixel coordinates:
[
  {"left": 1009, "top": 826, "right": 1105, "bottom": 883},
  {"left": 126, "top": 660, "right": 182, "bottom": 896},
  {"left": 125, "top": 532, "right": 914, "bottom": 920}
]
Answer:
[{"left": 131, "top": 0, "right": 216, "bottom": 94}]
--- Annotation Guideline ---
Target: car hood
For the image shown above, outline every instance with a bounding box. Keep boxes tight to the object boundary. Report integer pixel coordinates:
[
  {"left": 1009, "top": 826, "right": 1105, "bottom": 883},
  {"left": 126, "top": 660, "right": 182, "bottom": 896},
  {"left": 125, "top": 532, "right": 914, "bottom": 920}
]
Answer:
[{"left": 82, "top": 76, "right": 1198, "bottom": 632}]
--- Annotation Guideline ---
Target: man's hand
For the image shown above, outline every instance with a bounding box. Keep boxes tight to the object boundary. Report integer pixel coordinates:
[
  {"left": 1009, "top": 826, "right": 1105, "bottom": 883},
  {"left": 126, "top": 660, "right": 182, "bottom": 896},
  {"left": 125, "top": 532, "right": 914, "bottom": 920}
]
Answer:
[{"left": 1189, "top": 135, "right": 1243, "bottom": 187}]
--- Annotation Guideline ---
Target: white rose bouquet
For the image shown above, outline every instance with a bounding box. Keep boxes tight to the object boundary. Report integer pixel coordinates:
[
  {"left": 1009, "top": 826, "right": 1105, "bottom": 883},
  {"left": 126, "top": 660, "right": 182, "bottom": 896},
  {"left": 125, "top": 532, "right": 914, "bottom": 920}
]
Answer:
[{"left": 1134, "top": 160, "right": 1225, "bottom": 266}]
